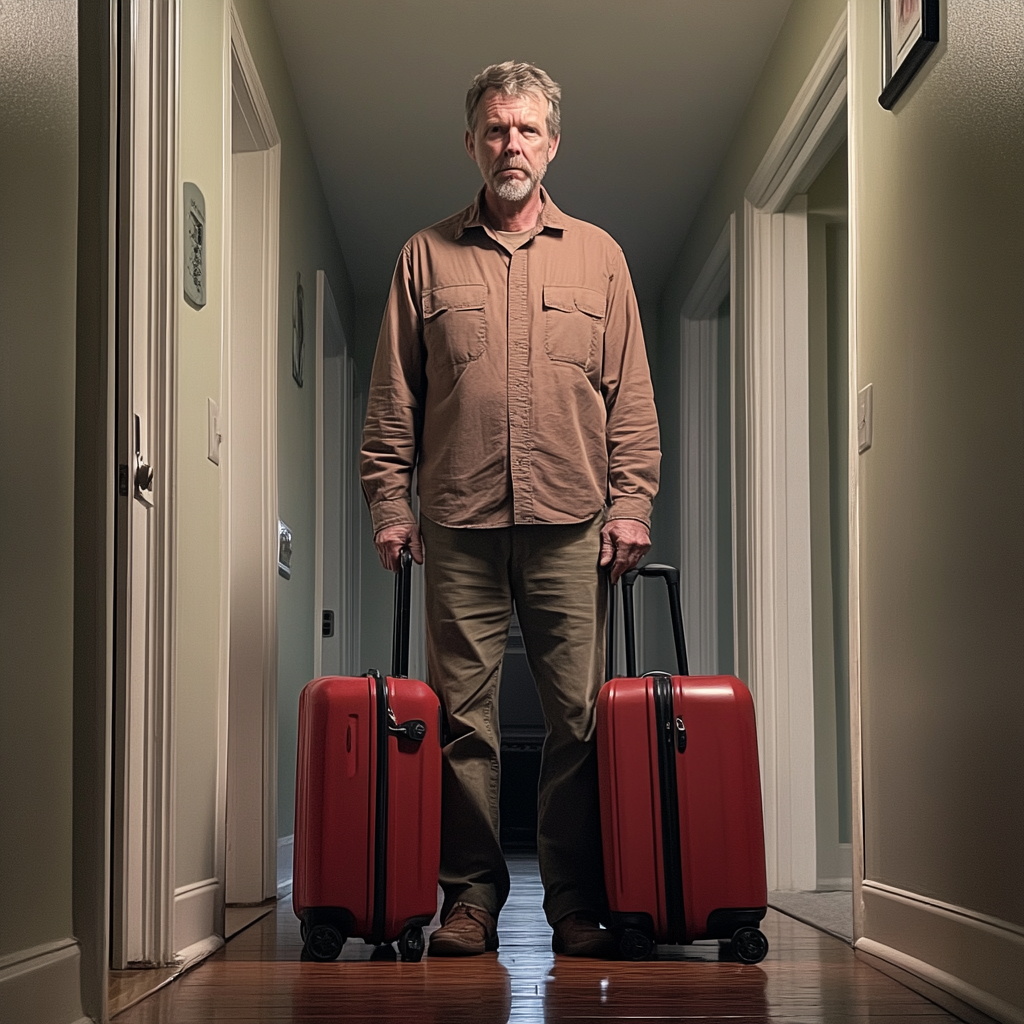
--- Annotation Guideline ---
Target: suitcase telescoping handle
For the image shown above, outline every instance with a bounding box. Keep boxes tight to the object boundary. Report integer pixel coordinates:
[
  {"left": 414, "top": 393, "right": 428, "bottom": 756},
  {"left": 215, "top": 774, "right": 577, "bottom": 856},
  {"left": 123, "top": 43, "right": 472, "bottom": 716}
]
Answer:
[
  {"left": 391, "top": 546, "right": 413, "bottom": 679},
  {"left": 612, "top": 563, "right": 689, "bottom": 678}
]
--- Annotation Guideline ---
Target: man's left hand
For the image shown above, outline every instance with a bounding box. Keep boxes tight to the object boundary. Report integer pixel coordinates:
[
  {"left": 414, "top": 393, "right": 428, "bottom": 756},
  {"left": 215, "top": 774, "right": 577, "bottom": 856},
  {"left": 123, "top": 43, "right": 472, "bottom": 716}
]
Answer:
[{"left": 599, "top": 519, "right": 651, "bottom": 584}]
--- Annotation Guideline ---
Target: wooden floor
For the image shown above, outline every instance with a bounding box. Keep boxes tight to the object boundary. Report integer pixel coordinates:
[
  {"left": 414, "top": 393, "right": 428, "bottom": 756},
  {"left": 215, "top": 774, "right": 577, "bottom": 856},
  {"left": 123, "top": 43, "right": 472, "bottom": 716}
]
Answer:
[{"left": 114, "top": 856, "right": 964, "bottom": 1023}]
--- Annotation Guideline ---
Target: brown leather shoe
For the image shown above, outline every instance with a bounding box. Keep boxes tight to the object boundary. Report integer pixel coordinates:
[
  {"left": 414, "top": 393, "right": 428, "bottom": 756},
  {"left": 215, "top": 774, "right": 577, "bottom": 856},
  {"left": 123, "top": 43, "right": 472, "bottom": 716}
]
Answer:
[
  {"left": 552, "top": 913, "right": 617, "bottom": 958},
  {"left": 428, "top": 902, "right": 499, "bottom": 956}
]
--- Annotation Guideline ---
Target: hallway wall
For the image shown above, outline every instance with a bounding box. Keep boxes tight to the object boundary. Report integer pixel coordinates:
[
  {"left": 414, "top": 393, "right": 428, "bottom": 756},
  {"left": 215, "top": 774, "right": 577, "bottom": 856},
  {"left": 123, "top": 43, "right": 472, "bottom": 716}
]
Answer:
[
  {"left": 850, "top": 0, "right": 1023, "bottom": 1017},
  {"left": 650, "top": 0, "right": 847, "bottom": 677},
  {"left": 175, "top": 1, "right": 229, "bottom": 943},
  {"left": 230, "top": 0, "right": 357, "bottom": 848},
  {"left": 0, "top": 2, "right": 89, "bottom": 1021}
]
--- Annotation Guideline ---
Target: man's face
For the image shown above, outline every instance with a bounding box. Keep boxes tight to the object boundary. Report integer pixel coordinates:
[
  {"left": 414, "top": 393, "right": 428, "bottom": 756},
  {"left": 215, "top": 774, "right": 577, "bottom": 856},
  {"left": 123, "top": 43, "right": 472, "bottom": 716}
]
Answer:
[{"left": 466, "top": 88, "right": 560, "bottom": 203}]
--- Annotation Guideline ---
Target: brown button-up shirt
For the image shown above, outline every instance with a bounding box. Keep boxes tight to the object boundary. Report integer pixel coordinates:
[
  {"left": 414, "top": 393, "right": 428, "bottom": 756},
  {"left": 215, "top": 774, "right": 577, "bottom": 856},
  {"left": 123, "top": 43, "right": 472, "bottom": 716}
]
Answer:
[{"left": 361, "top": 188, "right": 661, "bottom": 532}]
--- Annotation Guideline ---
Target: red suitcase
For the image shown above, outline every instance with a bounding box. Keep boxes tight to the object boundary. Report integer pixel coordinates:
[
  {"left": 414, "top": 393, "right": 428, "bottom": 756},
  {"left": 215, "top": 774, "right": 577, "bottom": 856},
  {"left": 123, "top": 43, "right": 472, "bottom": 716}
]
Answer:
[
  {"left": 293, "top": 549, "right": 441, "bottom": 962},
  {"left": 597, "top": 563, "right": 768, "bottom": 963}
]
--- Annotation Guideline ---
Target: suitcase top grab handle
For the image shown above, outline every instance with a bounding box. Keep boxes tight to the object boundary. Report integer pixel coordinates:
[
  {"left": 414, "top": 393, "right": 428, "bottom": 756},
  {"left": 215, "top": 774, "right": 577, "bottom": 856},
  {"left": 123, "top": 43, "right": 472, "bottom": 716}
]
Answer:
[
  {"left": 610, "top": 562, "right": 689, "bottom": 678},
  {"left": 391, "top": 547, "right": 413, "bottom": 678}
]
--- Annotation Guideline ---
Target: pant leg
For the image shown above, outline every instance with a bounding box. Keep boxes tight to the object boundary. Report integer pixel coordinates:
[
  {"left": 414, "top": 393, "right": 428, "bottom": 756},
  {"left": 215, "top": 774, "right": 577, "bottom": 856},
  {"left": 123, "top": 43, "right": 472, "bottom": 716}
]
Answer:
[
  {"left": 420, "top": 516, "right": 513, "bottom": 921},
  {"left": 510, "top": 514, "right": 608, "bottom": 926}
]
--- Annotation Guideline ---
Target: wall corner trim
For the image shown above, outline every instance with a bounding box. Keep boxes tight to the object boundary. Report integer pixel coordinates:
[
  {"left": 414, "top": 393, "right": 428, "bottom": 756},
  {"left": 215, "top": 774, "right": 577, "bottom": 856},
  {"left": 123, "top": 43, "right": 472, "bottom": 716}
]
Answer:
[
  {"left": 745, "top": 11, "right": 848, "bottom": 213},
  {"left": 0, "top": 939, "right": 89, "bottom": 1024},
  {"left": 856, "top": 937, "right": 1024, "bottom": 1024}
]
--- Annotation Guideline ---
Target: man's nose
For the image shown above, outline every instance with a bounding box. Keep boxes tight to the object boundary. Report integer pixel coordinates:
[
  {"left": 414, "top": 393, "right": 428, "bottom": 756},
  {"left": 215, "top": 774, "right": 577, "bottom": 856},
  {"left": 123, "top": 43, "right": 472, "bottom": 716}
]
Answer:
[{"left": 504, "top": 128, "right": 524, "bottom": 153}]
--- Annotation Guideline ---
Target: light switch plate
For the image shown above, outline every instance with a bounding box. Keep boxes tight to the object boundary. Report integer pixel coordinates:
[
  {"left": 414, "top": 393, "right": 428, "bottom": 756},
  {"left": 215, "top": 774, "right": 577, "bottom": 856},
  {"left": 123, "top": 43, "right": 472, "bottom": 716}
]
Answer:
[
  {"left": 207, "top": 398, "right": 221, "bottom": 465},
  {"left": 858, "top": 383, "right": 873, "bottom": 453}
]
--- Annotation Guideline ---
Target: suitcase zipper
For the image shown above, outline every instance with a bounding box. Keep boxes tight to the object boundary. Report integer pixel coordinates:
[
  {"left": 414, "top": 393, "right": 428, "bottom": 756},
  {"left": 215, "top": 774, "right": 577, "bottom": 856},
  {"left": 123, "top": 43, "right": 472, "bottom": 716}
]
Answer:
[
  {"left": 370, "top": 669, "right": 390, "bottom": 945},
  {"left": 652, "top": 672, "right": 685, "bottom": 944}
]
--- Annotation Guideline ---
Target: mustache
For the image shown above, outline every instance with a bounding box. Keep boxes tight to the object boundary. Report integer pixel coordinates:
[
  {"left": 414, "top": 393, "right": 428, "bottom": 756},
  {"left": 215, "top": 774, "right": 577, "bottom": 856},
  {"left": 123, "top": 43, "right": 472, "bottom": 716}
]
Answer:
[{"left": 494, "top": 158, "right": 532, "bottom": 173}]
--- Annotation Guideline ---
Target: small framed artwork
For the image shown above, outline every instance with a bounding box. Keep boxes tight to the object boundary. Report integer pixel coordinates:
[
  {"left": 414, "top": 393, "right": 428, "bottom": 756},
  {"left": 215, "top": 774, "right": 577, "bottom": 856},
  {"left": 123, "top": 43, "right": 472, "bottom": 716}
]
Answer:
[
  {"left": 292, "top": 271, "right": 305, "bottom": 387},
  {"left": 880, "top": 0, "right": 939, "bottom": 109}
]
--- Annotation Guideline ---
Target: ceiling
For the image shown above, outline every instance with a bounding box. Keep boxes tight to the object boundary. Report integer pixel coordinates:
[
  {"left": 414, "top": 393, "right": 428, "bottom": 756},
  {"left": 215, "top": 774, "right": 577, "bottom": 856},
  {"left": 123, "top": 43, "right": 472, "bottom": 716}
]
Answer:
[{"left": 267, "top": 0, "right": 792, "bottom": 327}]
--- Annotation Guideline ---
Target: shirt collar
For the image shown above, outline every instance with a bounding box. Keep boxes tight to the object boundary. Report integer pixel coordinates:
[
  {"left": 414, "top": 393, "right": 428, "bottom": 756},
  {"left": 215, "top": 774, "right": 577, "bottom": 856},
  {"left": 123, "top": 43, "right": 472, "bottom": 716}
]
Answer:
[{"left": 455, "top": 186, "right": 569, "bottom": 239}]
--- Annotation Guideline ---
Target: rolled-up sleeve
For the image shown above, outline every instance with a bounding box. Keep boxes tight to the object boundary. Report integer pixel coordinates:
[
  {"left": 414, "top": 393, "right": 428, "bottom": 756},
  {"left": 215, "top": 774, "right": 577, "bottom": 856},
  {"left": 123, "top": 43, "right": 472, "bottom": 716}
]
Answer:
[
  {"left": 601, "top": 248, "right": 661, "bottom": 526},
  {"left": 360, "top": 246, "right": 425, "bottom": 534}
]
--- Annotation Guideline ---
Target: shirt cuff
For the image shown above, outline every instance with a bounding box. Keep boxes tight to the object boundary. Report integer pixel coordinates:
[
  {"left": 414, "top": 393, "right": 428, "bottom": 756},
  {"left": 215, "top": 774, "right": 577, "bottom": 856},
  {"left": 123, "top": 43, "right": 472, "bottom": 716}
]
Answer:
[
  {"left": 369, "top": 498, "right": 417, "bottom": 535},
  {"left": 606, "top": 496, "right": 652, "bottom": 527}
]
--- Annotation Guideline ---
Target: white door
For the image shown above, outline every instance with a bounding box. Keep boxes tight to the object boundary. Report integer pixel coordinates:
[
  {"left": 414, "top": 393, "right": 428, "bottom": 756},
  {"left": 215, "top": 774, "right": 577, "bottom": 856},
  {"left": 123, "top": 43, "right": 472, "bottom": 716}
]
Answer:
[{"left": 110, "top": 0, "right": 178, "bottom": 969}]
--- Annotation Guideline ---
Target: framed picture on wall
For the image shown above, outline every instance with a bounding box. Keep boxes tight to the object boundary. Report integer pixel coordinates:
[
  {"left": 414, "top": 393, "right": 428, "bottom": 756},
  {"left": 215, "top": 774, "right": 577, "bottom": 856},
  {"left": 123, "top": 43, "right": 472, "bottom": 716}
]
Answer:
[
  {"left": 292, "top": 272, "right": 305, "bottom": 387},
  {"left": 880, "top": 0, "right": 939, "bottom": 109}
]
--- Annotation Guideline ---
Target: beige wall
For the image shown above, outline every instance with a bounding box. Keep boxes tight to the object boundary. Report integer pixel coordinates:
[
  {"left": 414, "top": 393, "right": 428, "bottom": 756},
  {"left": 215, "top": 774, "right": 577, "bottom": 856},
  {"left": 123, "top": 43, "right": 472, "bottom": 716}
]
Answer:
[
  {"left": 851, "top": 0, "right": 1023, "bottom": 1014},
  {"left": 231, "top": 0, "right": 357, "bottom": 842},
  {"left": 0, "top": 1, "right": 89, "bottom": 1021},
  {"left": 650, "top": 0, "right": 847, "bottom": 674},
  {"left": 176, "top": 0, "right": 229, "bottom": 896}
]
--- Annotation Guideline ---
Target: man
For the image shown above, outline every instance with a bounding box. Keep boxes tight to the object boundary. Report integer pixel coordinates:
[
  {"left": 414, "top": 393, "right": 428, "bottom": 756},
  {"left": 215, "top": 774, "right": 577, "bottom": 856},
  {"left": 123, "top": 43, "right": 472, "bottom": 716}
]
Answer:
[{"left": 361, "top": 62, "right": 660, "bottom": 958}]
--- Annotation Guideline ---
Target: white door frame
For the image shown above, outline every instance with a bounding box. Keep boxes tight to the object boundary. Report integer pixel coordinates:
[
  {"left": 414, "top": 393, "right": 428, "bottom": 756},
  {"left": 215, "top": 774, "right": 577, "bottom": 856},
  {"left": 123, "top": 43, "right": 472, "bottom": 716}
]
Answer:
[
  {"left": 742, "top": 12, "right": 848, "bottom": 893},
  {"left": 110, "top": 0, "right": 180, "bottom": 969},
  {"left": 679, "top": 217, "right": 735, "bottom": 675},
  {"left": 223, "top": 6, "right": 281, "bottom": 907}
]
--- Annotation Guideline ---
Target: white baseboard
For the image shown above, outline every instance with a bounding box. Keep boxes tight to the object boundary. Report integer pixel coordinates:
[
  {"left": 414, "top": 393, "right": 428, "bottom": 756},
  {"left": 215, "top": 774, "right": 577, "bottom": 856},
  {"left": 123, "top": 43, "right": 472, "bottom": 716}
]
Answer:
[
  {"left": 0, "top": 938, "right": 89, "bottom": 1024},
  {"left": 174, "top": 877, "right": 221, "bottom": 954},
  {"left": 278, "top": 833, "right": 293, "bottom": 898},
  {"left": 859, "top": 881, "right": 1024, "bottom": 1024},
  {"left": 175, "top": 933, "right": 225, "bottom": 971}
]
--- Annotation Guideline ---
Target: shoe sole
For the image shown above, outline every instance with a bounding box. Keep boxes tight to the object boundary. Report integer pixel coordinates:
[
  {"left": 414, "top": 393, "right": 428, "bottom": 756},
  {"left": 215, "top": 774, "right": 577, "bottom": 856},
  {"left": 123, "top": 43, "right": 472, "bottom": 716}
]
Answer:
[{"left": 428, "top": 935, "right": 499, "bottom": 957}]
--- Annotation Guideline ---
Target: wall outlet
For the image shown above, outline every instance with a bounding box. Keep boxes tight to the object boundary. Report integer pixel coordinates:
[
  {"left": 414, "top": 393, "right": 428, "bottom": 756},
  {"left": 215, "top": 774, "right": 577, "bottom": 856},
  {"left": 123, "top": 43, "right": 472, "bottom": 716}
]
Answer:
[
  {"left": 858, "top": 383, "right": 873, "bottom": 454},
  {"left": 207, "top": 398, "right": 222, "bottom": 465}
]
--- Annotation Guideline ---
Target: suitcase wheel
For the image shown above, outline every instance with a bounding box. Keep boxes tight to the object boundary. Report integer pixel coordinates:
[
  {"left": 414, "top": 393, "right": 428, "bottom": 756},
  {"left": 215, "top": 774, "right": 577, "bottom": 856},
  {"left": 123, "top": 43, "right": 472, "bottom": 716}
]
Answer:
[
  {"left": 398, "top": 925, "right": 425, "bottom": 963},
  {"left": 302, "top": 923, "right": 345, "bottom": 962},
  {"left": 729, "top": 926, "right": 769, "bottom": 965},
  {"left": 619, "top": 927, "right": 656, "bottom": 961}
]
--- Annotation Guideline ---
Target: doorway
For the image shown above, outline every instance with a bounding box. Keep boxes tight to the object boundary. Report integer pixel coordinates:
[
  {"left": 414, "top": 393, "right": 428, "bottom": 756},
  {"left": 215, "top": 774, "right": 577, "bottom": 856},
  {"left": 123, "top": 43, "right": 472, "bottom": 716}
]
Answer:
[
  {"left": 314, "top": 270, "right": 362, "bottom": 683},
  {"left": 680, "top": 218, "right": 736, "bottom": 676},
  {"left": 807, "top": 143, "right": 852, "bottom": 891},
  {"left": 740, "top": 11, "right": 849, "bottom": 898}
]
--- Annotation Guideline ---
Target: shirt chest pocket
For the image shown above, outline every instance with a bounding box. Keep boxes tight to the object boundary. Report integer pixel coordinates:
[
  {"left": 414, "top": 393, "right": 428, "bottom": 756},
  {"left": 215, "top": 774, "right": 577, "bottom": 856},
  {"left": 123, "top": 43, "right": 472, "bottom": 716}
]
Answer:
[
  {"left": 543, "top": 285, "right": 606, "bottom": 370},
  {"left": 422, "top": 283, "right": 487, "bottom": 366}
]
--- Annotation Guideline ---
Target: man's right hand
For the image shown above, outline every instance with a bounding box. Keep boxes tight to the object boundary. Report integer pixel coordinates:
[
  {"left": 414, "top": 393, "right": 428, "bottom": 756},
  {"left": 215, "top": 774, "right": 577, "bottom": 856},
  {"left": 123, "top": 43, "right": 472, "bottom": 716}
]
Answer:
[{"left": 374, "top": 522, "right": 424, "bottom": 572}]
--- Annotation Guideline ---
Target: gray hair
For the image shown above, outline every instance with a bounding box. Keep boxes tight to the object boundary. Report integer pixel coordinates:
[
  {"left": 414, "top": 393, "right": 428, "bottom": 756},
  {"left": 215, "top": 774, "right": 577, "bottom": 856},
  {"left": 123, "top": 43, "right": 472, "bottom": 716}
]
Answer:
[{"left": 465, "top": 61, "right": 561, "bottom": 138}]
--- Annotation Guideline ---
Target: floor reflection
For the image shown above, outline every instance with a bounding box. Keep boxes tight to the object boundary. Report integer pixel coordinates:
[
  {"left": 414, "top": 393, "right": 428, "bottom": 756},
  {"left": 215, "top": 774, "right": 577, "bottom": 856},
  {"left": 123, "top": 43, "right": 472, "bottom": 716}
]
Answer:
[{"left": 542, "top": 959, "right": 768, "bottom": 1022}]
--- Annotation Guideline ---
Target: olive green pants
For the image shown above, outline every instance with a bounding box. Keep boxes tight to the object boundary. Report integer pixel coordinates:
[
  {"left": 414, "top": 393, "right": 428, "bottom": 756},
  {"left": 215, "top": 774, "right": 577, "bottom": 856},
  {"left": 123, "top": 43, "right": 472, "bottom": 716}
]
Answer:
[{"left": 421, "top": 513, "right": 608, "bottom": 927}]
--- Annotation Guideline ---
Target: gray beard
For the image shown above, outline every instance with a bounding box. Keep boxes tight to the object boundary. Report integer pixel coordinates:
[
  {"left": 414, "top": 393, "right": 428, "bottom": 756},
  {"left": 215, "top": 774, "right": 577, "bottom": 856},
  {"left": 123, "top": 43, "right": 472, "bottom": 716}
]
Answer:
[{"left": 490, "top": 161, "right": 547, "bottom": 203}]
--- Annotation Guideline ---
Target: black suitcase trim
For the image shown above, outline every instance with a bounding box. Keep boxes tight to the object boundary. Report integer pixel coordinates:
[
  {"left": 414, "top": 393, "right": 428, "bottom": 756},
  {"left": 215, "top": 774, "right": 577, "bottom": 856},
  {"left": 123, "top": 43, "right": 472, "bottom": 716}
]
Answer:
[
  {"left": 370, "top": 669, "right": 390, "bottom": 945},
  {"left": 653, "top": 672, "right": 686, "bottom": 944}
]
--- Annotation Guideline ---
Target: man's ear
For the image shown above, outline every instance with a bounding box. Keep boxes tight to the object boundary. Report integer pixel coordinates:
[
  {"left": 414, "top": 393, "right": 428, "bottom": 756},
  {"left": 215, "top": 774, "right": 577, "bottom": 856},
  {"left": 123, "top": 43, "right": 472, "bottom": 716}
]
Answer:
[
  {"left": 465, "top": 130, "right": 476, "bottom": 162},
  {"left": 547, "top": 134, "right": 561, "bottom": 162}
]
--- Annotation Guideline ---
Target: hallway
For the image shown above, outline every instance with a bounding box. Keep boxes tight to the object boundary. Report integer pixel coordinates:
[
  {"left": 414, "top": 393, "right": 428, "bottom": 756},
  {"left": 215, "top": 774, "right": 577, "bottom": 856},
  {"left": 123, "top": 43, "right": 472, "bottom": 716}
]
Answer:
[
  {"left": 2, "top": 2, "right": 1022, "bottom": 1023},
  {"left": 114, "top": 858, "right": 960, "bottom": 1023}
]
